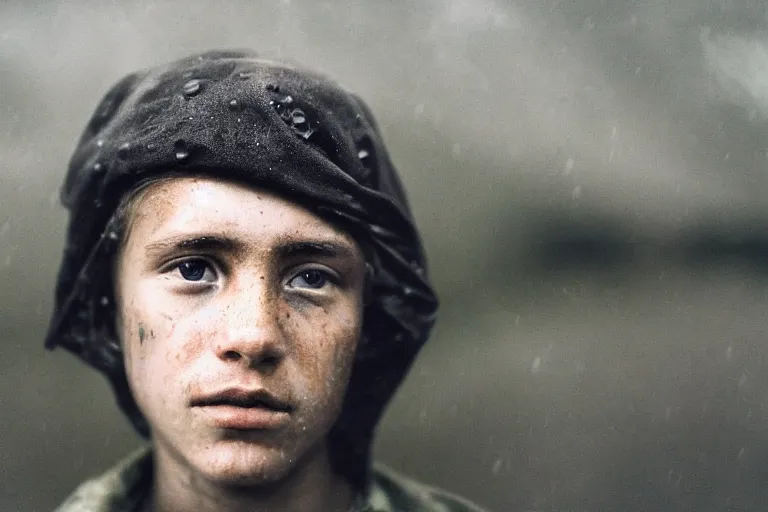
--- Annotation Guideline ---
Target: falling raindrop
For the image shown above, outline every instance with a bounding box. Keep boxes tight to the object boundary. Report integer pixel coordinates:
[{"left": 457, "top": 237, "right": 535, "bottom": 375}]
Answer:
[
  {"left": 564, "top": 158, "right": 574, "bottom": 175},
  {"left": 93, "top": 162, "right": 103, "bottom": 172},
  {"left": 531, "top": 356, "right": 542, "bottom": 374},
  {"left": 571, "top": 185, "right": 583, "bottom": 200},
  {"left": 96, "top": 139, "right": 104, "bottom": 147}
]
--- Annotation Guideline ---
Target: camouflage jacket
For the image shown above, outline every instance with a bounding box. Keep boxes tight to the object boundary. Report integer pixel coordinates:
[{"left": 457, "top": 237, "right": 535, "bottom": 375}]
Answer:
[{"left": 54, "top": 447, "right": 489, "bottom": 512}]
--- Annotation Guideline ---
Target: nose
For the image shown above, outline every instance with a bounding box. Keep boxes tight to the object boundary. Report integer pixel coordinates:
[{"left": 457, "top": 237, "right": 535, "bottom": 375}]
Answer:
[{"left": 216, "top": 279, "right": 287, "bottom": 371}]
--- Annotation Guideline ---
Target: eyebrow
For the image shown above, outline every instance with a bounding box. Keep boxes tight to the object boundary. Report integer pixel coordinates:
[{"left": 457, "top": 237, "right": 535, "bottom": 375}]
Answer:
[
  {"left": 277, "top": 241, "right": 355, "bottom": 260},
  {"left": 145, "top": 235, "right": 356, "bottom": 260},
  {"left": 145, "top": 235, "right": 243, "bottom": 257}
]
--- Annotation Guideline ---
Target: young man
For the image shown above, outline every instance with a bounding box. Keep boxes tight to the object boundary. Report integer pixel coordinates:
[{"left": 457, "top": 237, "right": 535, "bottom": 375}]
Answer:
[{"left": 46, "top": 50, "right": 487, "bottom": 512}]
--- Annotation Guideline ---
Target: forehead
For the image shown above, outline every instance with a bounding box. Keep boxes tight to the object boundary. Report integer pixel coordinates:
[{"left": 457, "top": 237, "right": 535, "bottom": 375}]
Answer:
[{"left": 126, "top": 175, "right": 354, "bottom": 246}]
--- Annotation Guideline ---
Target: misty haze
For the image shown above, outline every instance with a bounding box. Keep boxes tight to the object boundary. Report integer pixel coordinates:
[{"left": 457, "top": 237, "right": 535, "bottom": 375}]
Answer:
[{"left": 4, "top": 1, "right": 768, "bottom": 511}]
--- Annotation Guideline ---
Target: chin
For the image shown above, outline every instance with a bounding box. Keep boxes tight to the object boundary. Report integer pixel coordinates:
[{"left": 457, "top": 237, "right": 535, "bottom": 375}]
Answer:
[{"left": 193, "top": 440, "right": 298, "bottom": 486}]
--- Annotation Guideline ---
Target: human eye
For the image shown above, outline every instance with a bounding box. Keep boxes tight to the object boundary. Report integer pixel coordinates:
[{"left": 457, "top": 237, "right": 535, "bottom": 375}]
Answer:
[
  {"left": 172, "top": 258, "right": 218, "bottom": 283},
  {"left": 287, "top": 268, "right": 336, "bottom": 290}
]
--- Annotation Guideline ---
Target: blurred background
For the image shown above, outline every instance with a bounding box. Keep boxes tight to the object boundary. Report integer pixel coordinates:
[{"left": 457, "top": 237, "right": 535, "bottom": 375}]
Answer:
[{"left": 3, "top": 0, "right": 768, "bottom": 510}]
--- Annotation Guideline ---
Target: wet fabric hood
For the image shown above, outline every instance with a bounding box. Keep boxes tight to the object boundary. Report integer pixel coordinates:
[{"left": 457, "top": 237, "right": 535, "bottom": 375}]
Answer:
[{"left": 45, "top": 49, "right": 438, "bottom": 490}]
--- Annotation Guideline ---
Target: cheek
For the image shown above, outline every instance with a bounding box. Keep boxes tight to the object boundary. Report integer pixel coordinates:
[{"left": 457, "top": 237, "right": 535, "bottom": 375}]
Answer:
[
  {"left": 119, "top": 303, "right": 212, "bottom": 407},
  {"left": 296, "top": 303, "right": 362, "bottom": 404}
]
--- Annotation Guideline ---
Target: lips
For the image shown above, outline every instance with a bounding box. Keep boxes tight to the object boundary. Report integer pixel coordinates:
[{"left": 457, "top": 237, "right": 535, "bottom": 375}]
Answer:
[{"left": 191, "top": 388, "right": 293, "bottom": 430}]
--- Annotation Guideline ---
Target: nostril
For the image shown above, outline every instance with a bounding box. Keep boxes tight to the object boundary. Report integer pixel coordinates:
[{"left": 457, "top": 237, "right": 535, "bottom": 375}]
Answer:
[
  {"left": 223, "top": 350, "right": 242, "bottom": 361},
  {"left": 259, "top": 355, "right": 280, "bottom": 366}
]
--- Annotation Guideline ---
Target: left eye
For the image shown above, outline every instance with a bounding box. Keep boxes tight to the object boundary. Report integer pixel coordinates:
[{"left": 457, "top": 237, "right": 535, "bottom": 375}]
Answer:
[{"left": 288, "top": 269, "right": 331, "bottom": 289}]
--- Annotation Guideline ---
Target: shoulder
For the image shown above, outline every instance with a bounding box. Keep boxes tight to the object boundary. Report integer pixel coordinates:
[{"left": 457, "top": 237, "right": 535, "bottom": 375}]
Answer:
[
  {"left": 54, "top": 448, "right": 152, "bottom": 512},
  {"left": 367, "top": 462, "right": 491, "bottom": 512}
]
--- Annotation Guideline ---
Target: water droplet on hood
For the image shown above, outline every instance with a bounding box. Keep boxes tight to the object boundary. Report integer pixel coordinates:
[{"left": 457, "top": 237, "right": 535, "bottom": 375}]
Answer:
[
  {"left": 291, "top": 109, "right": 306, "bottom": 124},
  {"left": 228, "top": 99, "right": 241, "bottom": 111},
  {"left": 182, "top": 79, "right": 201, "bottom": 97},
  {"left": 174, "top": 139, "right": 190, "bottom": 161},
  {"left": 117, "top": 143, "right": 130, "bottom": 159},
  {"left": 358, "top": 149, "right": 370, "bottom": 159},
  {"left": 96, "top": 139, "right": 104, "bottom": 147}
]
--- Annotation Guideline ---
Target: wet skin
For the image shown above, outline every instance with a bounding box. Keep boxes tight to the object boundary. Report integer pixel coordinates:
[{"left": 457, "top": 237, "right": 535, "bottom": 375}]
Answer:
[{"left": 115, "top": 176, "right": 366, "bottom": 512}]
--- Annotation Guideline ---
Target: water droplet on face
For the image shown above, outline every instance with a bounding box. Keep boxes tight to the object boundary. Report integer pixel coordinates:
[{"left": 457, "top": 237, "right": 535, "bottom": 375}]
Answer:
[
  {"left": 174, "top": 140, "right": 189, "bottom": 161},
  {"left": 117, "top": 143, "right": 130, "bottom": 159},
  {"left": 183, "top": 79, "right": 201, "bottom": 97}
]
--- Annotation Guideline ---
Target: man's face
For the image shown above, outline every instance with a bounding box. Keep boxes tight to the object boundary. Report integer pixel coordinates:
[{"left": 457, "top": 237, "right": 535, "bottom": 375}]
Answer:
[{"left": 115, "top": 176, "right": 365, "bottom": 485}]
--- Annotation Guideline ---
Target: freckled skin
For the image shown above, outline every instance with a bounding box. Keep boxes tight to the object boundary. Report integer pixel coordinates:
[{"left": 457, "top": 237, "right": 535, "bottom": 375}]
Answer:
[{"left": 115, "top": 176, "right": 366, "bottom": 512}]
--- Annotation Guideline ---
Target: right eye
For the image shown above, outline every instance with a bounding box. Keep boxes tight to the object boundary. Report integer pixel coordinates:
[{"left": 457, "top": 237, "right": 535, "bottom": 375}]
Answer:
[{"left": 174, "top": 259, "right": 217, "bottom": 283}]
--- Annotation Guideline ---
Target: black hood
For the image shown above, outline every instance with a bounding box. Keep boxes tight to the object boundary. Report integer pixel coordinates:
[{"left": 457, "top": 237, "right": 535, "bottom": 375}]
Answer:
[{"left": 45, "top": 49, "right": 438, "bottom": 491}]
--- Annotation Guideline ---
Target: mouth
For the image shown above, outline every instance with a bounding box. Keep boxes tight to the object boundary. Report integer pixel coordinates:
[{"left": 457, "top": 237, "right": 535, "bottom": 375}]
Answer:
[{"left": 191, "top": 388, "right": 293, "bottom": 430}]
